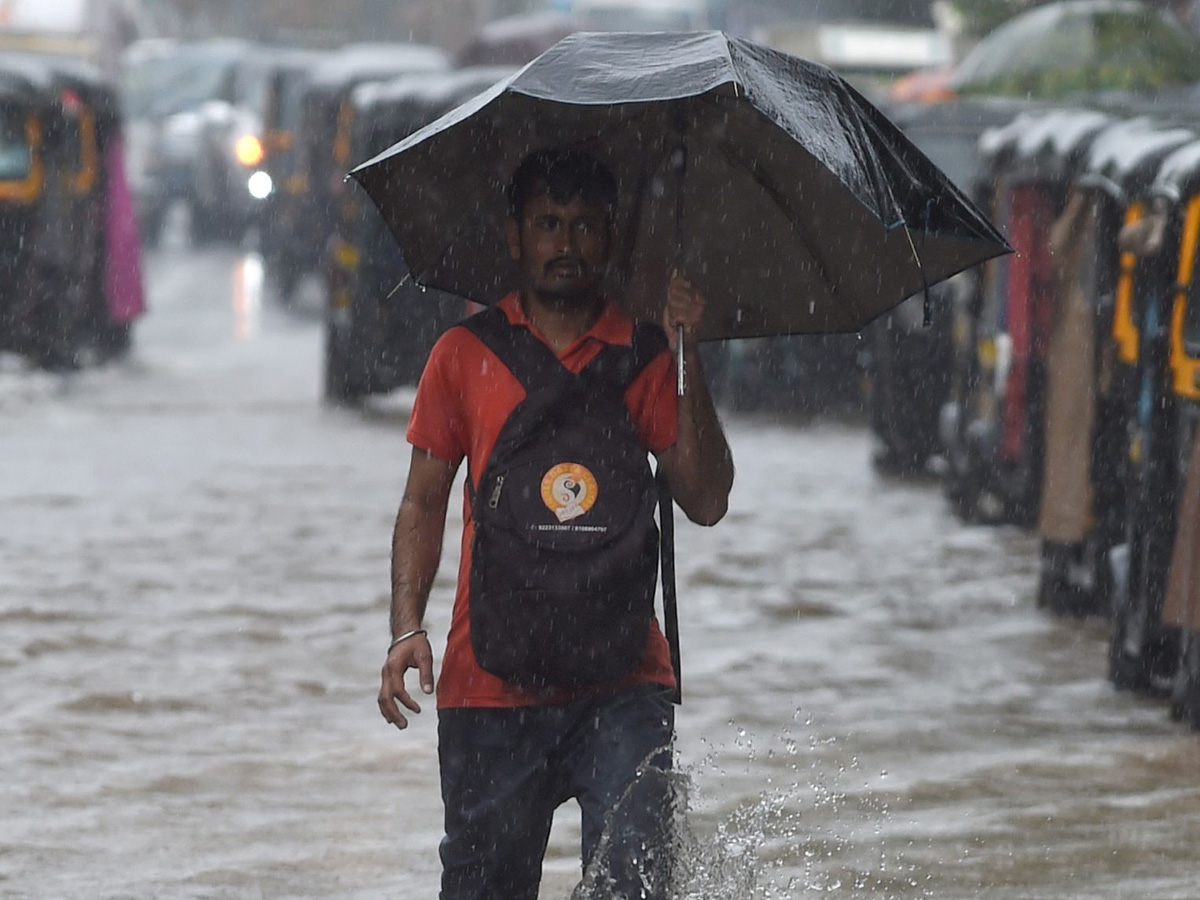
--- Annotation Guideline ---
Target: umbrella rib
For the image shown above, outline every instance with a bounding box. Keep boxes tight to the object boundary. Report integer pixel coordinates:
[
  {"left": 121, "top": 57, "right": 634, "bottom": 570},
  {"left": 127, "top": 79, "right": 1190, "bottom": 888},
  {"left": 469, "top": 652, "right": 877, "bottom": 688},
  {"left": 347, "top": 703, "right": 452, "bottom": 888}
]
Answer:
[
  {"left": 387, "top": 271, "right": 413, "bottom": 299},
  {"left": 714, "top": 140, "right": 839, "bottom": 298},
  {"left": 612, "top": 144, "right": 664, "bottom": 298}
]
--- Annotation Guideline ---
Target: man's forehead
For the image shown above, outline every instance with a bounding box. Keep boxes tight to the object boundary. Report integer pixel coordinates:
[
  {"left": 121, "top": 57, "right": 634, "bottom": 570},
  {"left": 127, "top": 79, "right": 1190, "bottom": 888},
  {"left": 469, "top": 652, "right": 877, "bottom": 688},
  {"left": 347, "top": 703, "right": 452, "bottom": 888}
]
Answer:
[{"left": 520, "top": 191, "right": 611, "bottom": 218}]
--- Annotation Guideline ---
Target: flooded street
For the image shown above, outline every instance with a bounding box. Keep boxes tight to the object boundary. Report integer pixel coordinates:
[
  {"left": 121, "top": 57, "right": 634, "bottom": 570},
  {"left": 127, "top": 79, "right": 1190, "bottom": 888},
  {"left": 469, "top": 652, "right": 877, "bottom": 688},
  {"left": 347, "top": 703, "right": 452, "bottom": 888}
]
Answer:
[{"left": 3, "top": 244, "right": 1200, "bottom": 900}]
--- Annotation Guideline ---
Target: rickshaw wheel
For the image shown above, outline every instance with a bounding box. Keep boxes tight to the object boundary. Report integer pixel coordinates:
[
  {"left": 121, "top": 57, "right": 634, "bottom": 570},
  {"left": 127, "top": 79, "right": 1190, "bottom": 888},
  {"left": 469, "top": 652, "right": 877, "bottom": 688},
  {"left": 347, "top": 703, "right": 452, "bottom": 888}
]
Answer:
[
  {"left": 1169, "top": 634, "right": 1200, "bottom": 730},
  {"left": 1108, "top": 614, "right": 1175, "bottom": 695},
  {"left": 1108, "top": 629, "right": 1152, "bottom": 692},
  {"left": 323, "top": 323, "right": 368, "bottom": 405}
]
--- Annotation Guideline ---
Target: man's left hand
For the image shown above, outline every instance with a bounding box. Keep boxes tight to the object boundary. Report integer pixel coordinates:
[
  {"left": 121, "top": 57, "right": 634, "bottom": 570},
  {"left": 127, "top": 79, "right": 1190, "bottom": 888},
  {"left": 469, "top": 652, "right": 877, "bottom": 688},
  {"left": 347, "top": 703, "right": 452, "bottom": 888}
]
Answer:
[{"left": 663, "top": 271, "right": 705, "bottom": 353}]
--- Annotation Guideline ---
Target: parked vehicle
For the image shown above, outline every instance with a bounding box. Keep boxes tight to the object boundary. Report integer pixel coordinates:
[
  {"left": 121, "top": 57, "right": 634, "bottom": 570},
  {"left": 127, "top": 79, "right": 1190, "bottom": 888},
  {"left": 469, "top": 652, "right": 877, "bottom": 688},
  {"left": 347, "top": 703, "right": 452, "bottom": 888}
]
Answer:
[
  {"left": 324, "top": 66, "right": 512, "bottom": 402},
  {"left": 941, "top": 106, "right": 1110, "bottom": 521},
  {"left": 867, "top": 97, "right": 1030, "bottom": 474},
  {"left": 256, "top": 47, "right": 326, "bottom": 303},
  {"left": 0, "top": 52, "right": 133, "bottom": 370},
  {"left": 1037, "top": 117, "right": 1194, "bottom": 617},
  {"left": 122, "top": 39, "right": 276, "bottom": 244},
  {"left": 0, "top": 0, "right": 137, "bottom": 81},
  {"left": 0, "top": 57, "right": 51, "bottom": 360},
  {"left": 1161, "top": 142, "right": 1200, "bottom": 726},
  {"left": 1099, "top": 138, "right": 1200, "bottom": 701},
  {"left": 278, "top": 42, "right": 448, "bottom": 306}
]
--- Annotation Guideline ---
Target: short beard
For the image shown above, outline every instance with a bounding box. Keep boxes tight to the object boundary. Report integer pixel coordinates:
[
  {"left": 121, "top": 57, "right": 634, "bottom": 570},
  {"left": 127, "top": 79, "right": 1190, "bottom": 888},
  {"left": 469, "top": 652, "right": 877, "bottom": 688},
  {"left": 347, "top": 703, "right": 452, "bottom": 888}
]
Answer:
[
  {"left": 525, "top": 258, "right": 605, "bottom": 311},
  {"left": 533, "top": 279, "right": 602, "bottom": 311}
]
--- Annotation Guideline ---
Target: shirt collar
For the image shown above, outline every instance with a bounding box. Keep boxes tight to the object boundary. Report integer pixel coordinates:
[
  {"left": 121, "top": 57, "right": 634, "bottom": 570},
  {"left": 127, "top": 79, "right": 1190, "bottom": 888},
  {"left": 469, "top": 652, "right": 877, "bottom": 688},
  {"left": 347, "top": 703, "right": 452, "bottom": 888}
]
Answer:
[{"left": 497, "top": 292, "right": 634, "bottom": 349}]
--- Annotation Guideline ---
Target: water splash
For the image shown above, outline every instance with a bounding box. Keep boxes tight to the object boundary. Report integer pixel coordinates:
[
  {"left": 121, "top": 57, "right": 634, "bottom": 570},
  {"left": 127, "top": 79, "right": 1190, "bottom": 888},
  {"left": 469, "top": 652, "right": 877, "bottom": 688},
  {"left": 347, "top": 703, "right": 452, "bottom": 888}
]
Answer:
[{"left": 569, "top": 717, "right": 927, "bottom": 899}]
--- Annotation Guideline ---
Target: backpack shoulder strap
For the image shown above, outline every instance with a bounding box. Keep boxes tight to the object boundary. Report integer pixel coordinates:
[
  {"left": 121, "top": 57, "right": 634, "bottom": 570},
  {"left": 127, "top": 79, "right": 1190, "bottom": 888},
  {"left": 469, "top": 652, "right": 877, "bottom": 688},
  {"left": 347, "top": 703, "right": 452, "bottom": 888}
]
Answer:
[
  {"left": 458, "top": 305, "right": 568, "bottom": 393},
  {"left": 631, "top": 321, "right": 670, "bottom": 378},
  {"left": 584, "top": 321, "right": 670, "bottom": 392}
]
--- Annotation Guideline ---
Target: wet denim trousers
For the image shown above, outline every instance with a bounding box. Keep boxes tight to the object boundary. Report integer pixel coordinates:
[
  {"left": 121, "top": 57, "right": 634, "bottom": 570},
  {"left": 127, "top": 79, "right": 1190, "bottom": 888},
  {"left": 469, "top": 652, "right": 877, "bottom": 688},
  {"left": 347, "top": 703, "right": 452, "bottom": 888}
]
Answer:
[{"left": 437, "top": 683, "right": 677, "bottom": 900}]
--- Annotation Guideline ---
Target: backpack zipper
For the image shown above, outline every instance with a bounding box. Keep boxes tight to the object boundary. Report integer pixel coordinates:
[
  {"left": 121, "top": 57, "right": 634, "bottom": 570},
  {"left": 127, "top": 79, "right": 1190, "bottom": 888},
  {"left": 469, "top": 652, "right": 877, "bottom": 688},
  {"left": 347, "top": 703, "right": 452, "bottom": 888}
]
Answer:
[{"left": 488, "top": 475, "right": 505, "bottom": 509}]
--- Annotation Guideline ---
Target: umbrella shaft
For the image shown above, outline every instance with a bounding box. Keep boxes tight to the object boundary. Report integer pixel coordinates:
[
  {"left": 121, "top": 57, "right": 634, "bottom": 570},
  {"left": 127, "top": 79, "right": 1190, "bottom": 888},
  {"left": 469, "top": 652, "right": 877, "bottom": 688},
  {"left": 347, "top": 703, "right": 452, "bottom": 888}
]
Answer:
[{"left": 677, "top": 325, "right": 685, "bottom": 397}]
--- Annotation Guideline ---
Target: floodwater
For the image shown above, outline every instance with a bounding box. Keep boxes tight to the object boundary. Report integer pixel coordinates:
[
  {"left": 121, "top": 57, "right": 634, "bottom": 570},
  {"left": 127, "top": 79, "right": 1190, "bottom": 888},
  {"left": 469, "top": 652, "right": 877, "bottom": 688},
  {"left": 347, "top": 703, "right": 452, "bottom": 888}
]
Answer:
[{"left": 3, "top": 244, "right": 1200, "bottom": 900}]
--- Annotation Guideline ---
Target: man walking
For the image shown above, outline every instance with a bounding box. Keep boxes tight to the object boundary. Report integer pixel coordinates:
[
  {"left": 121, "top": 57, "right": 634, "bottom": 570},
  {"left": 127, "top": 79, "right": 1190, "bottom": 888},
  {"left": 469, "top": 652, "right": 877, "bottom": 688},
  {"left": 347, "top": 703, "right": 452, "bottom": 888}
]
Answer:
[{"left": 378, "top": 148, "right": 734, "bottom": 899}]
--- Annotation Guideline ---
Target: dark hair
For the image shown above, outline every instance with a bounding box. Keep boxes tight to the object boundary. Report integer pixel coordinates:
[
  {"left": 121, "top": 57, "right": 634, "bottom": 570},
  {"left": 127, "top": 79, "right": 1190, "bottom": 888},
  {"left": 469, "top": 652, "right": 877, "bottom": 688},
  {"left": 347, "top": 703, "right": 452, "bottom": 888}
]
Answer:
[{"left": 507, "top": 149, "right": 617, "bottom": 221}]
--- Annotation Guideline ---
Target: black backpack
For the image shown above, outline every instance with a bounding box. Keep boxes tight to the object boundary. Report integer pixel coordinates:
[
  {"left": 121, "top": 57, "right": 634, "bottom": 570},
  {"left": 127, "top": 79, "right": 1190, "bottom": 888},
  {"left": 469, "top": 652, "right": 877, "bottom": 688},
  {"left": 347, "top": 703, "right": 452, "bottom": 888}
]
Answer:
[{"left": 460, "top": 306, "right": 680, "bottom": 694}]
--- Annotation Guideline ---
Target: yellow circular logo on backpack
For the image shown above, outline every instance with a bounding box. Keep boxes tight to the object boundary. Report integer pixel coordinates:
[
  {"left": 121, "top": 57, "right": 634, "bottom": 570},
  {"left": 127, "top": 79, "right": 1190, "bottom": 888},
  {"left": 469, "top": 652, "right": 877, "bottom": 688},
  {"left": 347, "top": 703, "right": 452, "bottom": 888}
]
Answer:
[{"left": 541, "top": 463, "right": 598, "bottom": 523}]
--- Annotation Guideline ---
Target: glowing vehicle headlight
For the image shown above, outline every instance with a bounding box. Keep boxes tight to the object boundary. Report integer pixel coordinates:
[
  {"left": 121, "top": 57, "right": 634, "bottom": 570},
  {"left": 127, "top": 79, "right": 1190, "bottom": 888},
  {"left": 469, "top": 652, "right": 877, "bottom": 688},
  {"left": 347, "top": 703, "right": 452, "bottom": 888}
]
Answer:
[
  {"left": 247, "top": 170, "right": 273, "bottom": 199},
  {"left": 235, "top": 134, "right": 264, "bottom": 167}
]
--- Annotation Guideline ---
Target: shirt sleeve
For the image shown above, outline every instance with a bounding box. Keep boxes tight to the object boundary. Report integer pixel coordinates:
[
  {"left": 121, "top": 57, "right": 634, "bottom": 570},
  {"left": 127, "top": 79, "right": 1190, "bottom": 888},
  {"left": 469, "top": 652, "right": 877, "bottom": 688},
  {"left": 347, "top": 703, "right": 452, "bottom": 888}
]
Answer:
[
  {"left": 406, "top": 329, "right": 469, "bottom": 465},
  {"left": 625, "top": 349, "right": 678, "bottom": 454}
]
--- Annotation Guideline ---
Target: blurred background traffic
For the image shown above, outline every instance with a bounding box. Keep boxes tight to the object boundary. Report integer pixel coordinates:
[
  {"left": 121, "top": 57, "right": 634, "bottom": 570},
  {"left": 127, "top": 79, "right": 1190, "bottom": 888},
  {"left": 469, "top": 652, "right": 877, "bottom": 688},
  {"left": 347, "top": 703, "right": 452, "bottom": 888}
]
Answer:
[
  {"left": 11, "top": 4, "right": 1200, "bottom": 895},
  {"left": 7, "top": 0, "right": 1200, "bottom": 728}
]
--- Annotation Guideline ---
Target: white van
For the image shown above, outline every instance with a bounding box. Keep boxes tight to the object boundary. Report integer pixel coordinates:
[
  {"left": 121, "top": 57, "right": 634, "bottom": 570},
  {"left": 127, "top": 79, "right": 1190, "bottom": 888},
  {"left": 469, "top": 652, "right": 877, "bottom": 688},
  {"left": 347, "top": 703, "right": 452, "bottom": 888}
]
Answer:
[{"left": 0, "top": 0, "right": 137, "bottom": 79}]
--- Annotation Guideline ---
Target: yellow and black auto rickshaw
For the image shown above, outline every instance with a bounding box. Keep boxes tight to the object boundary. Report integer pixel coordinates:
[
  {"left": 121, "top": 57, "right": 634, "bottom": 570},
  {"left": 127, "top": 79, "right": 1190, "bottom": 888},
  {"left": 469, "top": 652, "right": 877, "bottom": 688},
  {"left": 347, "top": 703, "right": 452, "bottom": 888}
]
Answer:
[
  {"left": 0, "top": 52, "right": 120, "bottom": 370},
  {"left": 1141, "top": 139, "right": 1200, "bottom": 726},
  {"left": 0, "top": 57, "right": 49, "bottom": 358},
  {"left": 1037, "top": 117, "right": 1193, "bottom": 618},
  {"left": 324, "top": 66, "right": 513, "bottom": 402},
  {"left": 275, "top": 43, "right": 447, "bottom": 306},
  {"left": 256, "top": 47, "right": 325, "bottom": 303},
  {"left": 1102, "top": 136, "right": 1200, "bottom": 694}
]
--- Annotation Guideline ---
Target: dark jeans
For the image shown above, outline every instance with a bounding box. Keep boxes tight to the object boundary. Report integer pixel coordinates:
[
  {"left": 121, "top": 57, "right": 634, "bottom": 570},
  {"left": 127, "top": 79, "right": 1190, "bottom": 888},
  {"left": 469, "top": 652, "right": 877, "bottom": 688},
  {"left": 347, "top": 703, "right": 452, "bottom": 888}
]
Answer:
[{"left": 437, "top": 684, "right": 677, "bottom": 900}]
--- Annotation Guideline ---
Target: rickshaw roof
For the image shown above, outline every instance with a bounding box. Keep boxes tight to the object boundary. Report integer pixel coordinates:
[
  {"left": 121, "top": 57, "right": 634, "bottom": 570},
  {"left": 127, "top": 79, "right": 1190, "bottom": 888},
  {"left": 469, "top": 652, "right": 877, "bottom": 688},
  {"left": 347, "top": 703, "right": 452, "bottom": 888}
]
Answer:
[
  {"left": 980, "top": 108, "right": 1112, "bottom": 181},
  {"left": 307, "top": 42, "right": 448, "bottom": 94},
  {"left": 165, "top": 38, "right": 259, "bottom": 68},
  {"left": 883, "top": 95, "right": 1036, "bottom": 133},
  {"left": 351, "top": 68, "right": 517, "bottom": 160},
  {"left": 1080, "top": 117, "right": 1196, "bottom": 201},
  {"left": 354, "top": 66, "right": 515, "bottom": 115},
  {"left": 0, "top": 50, "right": 117, "bottom": 124},
  {"left": 0, "top": 49, "right": 108, "bottom": 91},
  {"left": 1149, "top": 139, "right": 1200, "bottom": 205},
  {"left": 352, "top": 70, "right": 458, "bottom": 116},
  {"left": 0, "top": 58, "right": 46, "bottom": 105},
  {"left": 259, "top": 45, "right": 328, "bottom": 74}
]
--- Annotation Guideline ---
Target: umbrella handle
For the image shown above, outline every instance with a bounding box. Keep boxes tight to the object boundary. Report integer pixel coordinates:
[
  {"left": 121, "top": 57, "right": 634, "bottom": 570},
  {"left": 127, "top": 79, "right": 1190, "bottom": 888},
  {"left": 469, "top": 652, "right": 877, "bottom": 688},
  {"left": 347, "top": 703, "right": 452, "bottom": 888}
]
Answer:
[{"left": 676, "top": 324, "right": 685, "bottom": 397}]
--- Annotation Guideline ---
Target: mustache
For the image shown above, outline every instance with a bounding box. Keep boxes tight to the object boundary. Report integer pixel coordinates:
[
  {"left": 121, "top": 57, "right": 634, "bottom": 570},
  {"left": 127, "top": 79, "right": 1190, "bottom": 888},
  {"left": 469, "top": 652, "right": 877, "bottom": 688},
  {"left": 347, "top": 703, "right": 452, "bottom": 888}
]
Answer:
[{"left": 544, "top": 255, "right": 588, "bottom": 274}]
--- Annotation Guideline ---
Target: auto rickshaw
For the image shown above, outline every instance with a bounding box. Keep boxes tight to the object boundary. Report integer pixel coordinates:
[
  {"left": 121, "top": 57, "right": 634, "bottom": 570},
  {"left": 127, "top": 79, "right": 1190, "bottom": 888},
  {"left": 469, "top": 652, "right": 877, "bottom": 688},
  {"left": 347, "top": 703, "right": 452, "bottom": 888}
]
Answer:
[
  {"left": 256, "top": 47, "right": 326, "bottom": 303},
  {"left": 0, "top": 58, "right": 49, "bottom": 358},
  {"left": 1131, "top": 140, "right": 1200, "bottom": 725},
  {"left": 1105, "top": 137, "right": 1200, "bottom": 695},
  {"left": 1037, "top": 116, "right": 1194, "bottom": 617},
  {"left": 0, "top": 52, "right": 121, "bottom": 370},
  {"left": 866, "top": 97, "right": 1032, "bottom": 475},
  {"left": 122, "top": 39, "right": 277, "bottom": 245},
  {"left": 941, "top": 106, "right": 1110, "bottom": 523},
  {"left": 278, "top": 43, "right": 447, "bottom": 306},
  {"left": 324, "top": 66, "right": 513, "bottom": 402}
]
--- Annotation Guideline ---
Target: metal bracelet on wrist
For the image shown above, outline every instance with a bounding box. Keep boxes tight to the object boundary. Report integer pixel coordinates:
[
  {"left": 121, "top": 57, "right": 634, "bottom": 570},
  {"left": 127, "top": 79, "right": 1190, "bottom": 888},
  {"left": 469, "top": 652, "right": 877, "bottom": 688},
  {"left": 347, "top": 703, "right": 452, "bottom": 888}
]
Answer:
[{"left": 387, "top": 629, "right": 427, "bottom": 654}]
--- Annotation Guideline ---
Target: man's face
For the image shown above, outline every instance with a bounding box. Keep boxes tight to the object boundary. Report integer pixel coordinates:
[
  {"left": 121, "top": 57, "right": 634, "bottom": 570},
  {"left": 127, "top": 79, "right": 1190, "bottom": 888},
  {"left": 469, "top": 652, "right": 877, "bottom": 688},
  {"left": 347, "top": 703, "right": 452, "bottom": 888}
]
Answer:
[{"left": 507, "top": 192, "right": 612, "bottom": 308}]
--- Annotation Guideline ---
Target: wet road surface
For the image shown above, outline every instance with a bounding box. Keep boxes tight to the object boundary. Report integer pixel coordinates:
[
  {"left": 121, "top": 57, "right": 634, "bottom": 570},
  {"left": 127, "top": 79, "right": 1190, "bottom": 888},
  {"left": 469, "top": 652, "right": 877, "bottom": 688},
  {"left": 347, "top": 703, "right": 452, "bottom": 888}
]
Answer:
[{"left": 3, "top": 243, "right": 1200, "bottom": 899}]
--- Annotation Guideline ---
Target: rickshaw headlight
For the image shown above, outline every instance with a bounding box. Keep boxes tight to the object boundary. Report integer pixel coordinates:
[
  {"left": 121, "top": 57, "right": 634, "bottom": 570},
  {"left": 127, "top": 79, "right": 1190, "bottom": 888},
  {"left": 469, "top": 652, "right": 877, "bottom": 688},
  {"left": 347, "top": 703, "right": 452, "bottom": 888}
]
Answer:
[
  {"left": 247, "top": 170, "right": 273, "bottom": 200},
  {"left": 235, "top": 134, "right": 264, "bottom": 167}
]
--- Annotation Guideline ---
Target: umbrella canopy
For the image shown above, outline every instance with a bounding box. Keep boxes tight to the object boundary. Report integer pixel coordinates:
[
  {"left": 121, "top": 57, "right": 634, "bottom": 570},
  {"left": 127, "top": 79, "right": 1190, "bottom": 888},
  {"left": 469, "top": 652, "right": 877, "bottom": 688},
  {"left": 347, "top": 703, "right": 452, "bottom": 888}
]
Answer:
[
  {"left": 952, "top": 0, "right": 1200, "bottom": 100},
  {"left": 351, "top": 31, "right": 1009, "bottom": 340}
]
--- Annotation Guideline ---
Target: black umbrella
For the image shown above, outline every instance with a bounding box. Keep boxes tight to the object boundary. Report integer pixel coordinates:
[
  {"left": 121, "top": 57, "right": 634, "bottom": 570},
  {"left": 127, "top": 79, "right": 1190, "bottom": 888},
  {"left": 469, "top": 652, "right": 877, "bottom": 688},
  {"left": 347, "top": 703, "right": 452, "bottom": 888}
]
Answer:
[{"left": 350, "top": 31, "right": 1009, "bottom": 343}]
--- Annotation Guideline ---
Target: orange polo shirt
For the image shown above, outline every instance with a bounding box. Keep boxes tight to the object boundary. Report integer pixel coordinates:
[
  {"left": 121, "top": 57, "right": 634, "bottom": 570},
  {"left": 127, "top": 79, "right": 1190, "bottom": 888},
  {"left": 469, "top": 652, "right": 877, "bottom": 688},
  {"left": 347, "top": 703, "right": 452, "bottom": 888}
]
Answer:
[{"left": 406, "top": 292, "right": 679, "bottom": 709}]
